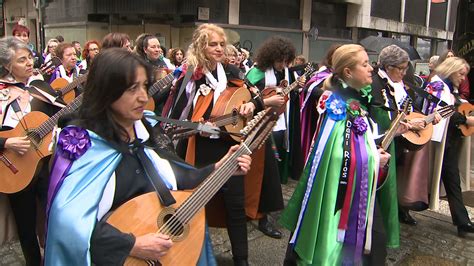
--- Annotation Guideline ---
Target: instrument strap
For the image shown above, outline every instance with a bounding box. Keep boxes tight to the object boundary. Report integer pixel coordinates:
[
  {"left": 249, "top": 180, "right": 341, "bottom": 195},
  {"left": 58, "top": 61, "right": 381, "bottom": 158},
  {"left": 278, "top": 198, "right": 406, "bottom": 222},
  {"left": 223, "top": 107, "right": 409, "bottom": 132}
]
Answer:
[
  {"left": 173, "top": 65, "right": 195, "bottom": 112},
  {"left": 411, "top": 85, "right": 448, "bottom": 107},
  {"left": 133, "top": 141, "right": 176, "bottom": 207}
]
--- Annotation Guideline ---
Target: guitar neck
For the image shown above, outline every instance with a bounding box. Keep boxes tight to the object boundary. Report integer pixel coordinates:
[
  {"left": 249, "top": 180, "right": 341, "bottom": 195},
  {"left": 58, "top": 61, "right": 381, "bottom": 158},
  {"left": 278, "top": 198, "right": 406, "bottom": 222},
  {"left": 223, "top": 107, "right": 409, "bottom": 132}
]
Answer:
[
  {"left": 170, "top": 112, "right": 275, "bottom": 225},
  {"left": 148, "top": 72, "right": 175, "bottom": 96},
  {"left": 60, "top": 74, "right": 88, "bottom": 95},
  {"left": 35, "top": 94, "right": 83, "bottom": 139},
  {"left": 381, "top": 112, "right": 406, "bottom": 151}
]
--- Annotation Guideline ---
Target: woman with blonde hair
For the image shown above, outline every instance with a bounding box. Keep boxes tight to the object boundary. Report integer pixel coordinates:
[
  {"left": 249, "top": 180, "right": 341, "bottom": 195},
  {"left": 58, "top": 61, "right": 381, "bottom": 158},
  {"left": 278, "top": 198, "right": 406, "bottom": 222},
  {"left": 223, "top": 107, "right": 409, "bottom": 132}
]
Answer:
[
  {"left": 426, "top": 56, "right": 474, "bottom": 237},
  {"left": 168, "top": 23, "right": 257, "bottom": 265},
  {"left": 280, "top": 44, "right": 391, "bottom": 265},
  {"left": 43, "top": 38, "right": 59, "bottom": 62}
]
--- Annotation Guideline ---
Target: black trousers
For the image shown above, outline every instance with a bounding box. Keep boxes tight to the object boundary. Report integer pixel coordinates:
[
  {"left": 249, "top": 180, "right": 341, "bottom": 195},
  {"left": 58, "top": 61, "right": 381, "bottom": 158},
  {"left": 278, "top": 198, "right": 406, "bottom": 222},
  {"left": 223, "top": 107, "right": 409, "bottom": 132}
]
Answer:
[
  {"left": 6, "top": 157, "right": 50, "bottom": 266},
  {"left": 441, "top": 130, "right": 470, "bottom": 226},
  {"left": 221, "top": 175, "right": 248, "bottom": 260}
]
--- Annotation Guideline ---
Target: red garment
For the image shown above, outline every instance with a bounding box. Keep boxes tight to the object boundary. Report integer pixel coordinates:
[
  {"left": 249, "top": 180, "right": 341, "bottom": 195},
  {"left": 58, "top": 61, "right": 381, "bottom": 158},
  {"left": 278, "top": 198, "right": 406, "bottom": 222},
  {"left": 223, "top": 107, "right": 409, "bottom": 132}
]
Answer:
[{"left": 459, "top": 76, "right": 470, "bottom": 100}]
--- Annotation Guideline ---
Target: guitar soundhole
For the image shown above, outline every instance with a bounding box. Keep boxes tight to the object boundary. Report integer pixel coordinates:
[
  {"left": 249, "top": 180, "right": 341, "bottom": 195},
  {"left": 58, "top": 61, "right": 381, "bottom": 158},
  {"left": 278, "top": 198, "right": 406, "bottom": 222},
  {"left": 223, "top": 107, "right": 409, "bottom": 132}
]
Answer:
[
  {"left": 26, "top": 130, "right": 41, "bottom": 147},
  {"left": 157, "top": 207, "right": 189, "bottom": 242}
]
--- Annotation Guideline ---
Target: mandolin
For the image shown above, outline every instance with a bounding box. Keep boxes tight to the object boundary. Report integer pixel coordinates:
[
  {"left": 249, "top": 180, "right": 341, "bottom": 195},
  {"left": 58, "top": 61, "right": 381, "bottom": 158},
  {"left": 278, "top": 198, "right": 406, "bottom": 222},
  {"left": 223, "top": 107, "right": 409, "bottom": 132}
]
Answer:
[
  {"left": 106, "top": 108, "right": 278, "bottom": 266},
  {"left": 457, "top": 102, "right": 474, "bottom": 136},
  {"left": 0, "top": 95, "right": 83, "bottom": 193},
  {"left": 171, "top": 86, "right": 252, "bottom": 142},
  {"left": 401, "top": 105, "right": 455, "bottom": 150},
  {"left": 261, "top": 62, "right": 317, "bottom": 115}
]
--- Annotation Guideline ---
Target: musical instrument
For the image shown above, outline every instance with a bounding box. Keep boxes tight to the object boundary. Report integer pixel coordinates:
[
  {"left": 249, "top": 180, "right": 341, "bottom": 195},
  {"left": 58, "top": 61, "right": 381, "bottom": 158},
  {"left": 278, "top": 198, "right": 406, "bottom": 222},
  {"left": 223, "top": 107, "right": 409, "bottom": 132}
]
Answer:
[
  {"left": 167, "top": 85, "right": 251, "bottom": 142},
  {"left": 49, "top": 74, "right": 88, "bottom": 104},
  {"left": 401, "top": 105, "right": 455, "bottom": 150},
  {"left": 33, "top": 56, "right": 62, "bottom": 76},
  {"left": 377, "top": 98, "right": 411, "bottom": 190},
  {"left": 0, "top": 95, "right": 83, "bottom": 193},
  {"left": 261, "top": 63, "right": 317, "bottom": 114},
  {"left": 106, "top": 108, "right": 278, "bottom": 265},
  {"left": 145, "top": 70, "right": 175, "bottom": 111},
  {"left": 457, "top": 102, "right": 474, "bottom": 136}
]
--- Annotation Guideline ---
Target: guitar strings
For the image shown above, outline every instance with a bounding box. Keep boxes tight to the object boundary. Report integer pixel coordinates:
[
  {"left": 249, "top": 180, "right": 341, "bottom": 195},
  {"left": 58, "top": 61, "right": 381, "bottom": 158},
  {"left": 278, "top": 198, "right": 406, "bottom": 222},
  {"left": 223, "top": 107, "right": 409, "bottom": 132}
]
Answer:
[{"left": 158, "top": 148, "right": 246, "bottom": 237}]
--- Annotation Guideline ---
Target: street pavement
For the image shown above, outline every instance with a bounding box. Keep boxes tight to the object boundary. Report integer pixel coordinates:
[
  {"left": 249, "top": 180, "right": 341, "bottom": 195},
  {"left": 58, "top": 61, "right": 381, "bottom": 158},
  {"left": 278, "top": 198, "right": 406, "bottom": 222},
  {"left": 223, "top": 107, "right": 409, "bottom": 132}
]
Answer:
[{"left": 1, "top": 180, "right": 474, "bottom": 265}]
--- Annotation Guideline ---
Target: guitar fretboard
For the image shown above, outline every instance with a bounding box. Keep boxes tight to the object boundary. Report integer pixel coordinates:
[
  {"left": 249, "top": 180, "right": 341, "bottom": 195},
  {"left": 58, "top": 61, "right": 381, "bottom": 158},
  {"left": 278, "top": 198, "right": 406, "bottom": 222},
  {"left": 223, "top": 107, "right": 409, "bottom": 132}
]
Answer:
[
  {"left": 34, "top": 94, "right": 83, "bottom": 139},
  {"left": 148, "top": 72, "right": 175, "bottom": 96}
]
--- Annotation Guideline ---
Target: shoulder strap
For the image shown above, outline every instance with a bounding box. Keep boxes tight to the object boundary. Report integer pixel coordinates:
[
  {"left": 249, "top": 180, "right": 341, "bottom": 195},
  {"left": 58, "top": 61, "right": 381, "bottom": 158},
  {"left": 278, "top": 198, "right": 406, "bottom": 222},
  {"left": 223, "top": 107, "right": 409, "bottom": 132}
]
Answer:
[{"left": 173, "top": 65, "right": 195, "bottom": 111}]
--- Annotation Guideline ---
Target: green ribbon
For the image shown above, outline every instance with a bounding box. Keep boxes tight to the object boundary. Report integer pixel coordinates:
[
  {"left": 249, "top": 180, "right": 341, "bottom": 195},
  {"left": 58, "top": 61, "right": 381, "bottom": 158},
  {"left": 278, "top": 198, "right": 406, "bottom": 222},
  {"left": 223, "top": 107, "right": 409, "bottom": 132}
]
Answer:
[{"left": 360, "top": 85, "right": 372, "bottom": 103}]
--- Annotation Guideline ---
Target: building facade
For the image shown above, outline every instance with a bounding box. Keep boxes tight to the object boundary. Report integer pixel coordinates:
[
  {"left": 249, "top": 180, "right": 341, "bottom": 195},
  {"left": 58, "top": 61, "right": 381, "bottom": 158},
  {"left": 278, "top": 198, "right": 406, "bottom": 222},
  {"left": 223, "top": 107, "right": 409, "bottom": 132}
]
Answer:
[{"left": 2, "top": 0, "right": 458, "bottom": 63}]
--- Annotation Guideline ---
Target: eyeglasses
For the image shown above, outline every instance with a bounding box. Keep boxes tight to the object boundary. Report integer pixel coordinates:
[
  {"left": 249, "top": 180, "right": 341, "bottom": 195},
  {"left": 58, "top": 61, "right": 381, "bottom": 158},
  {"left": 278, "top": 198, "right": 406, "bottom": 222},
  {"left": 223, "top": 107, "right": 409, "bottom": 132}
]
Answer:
[
  {"left": 89, "top": 48, "right": 100, "bottom": 52},
  {"left": 392, "top": 65, "right": 409, "bottom": 73}
]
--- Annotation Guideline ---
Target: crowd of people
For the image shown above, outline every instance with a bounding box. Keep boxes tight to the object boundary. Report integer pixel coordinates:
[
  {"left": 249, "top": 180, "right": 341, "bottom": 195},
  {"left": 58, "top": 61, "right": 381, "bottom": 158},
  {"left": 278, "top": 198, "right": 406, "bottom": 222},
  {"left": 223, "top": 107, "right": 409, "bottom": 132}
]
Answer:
[{"left": 0, "top": 20, "right": 473, "bottom": 266}]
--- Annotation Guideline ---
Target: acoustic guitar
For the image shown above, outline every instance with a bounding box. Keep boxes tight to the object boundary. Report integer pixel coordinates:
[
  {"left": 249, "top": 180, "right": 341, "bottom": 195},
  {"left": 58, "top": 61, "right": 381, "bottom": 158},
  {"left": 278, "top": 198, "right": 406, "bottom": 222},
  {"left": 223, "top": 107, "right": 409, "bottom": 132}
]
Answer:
[
  {"left": 0, "top": 95, "right": 83, "bottom": 193},
  {"left": 401, "top": 105, "right": 455, "bottom": 151},
  {"left": 377, "top": 98, "right": 411, "bottom": 190},
  {"left": 457, "top": 102, "right": 474, "bottom": 136},
  {"left": 49, "top": 74, "right": 88, "bottom": 104},
  {"left": 167, "top": 85, "right": 252, "bottom": 142},
  {"left": 261, "top": 63, "right": 317, "bottom": 115},
  {"left": 145, "top": 70, "right": 175, "bottom": 111},
  {"left": 106, "top": 108, "right": 278, "bottom": 266}
]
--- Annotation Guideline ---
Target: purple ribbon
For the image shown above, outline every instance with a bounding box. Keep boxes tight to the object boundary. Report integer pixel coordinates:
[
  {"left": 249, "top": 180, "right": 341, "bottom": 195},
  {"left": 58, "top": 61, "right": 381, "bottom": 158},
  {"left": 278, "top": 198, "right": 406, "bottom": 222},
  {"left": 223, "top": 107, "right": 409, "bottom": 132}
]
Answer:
[
  {"left": 46, "top": 127, "right": 91, "bottom": 217},
  {"left": 426, "top": 81, "right": 445, "bottom": 114},
  {"left": 355, "top": 134, "right": 369, "bottom": 260},
  {"left": 343, "top": 134, "right": 369, "bottom": 263}
]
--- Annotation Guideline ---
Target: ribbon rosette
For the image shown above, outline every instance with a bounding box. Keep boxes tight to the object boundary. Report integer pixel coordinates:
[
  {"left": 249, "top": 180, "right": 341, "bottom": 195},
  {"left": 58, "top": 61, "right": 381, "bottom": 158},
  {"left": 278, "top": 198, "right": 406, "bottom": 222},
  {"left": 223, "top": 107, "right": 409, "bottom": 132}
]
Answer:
[
  {"left": 325, "top": 94, "right": 346, "bottom": 121},
  {"left": 317, "top": 90, "right": 333, "bottom": 114},
  {"left": 347, "top": 99, "right": 361, "bottom": 116},
  {"left": 57, "top": 126, "right": 91, "bottom": 160},
  {"left": 198, "top": 84, "right": 213, "bottom": 96},
  {"left": 426, "top": 81, "right": 444, "bottom": 94},
  {"left": 352, "top": 116, "right": 367, "bottom": 135}
]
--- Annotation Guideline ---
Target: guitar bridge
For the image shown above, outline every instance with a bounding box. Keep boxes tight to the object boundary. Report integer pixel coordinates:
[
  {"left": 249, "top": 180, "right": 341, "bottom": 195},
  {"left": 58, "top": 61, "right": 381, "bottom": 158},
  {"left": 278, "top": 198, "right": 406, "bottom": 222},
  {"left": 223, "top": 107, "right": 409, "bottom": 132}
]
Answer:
[{"left": 0, "top": 153, "right": 18, "bottom": 174}]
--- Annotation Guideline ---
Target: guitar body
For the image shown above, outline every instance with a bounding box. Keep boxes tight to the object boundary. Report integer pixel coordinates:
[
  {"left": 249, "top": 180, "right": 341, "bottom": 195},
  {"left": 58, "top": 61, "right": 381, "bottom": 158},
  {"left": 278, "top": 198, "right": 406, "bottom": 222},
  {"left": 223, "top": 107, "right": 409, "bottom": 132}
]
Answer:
[
  {"left": 50, "top": 77, "right": 76, "bottom": 104},
  {"left": 261, "top": 87, "right": 288, "bottom": 115},
  {"left": 210, "top": 86, "right": 251, "bottom": 142},
  {"left": 458, "top": 102, "right": 474, "bottom": 136},
  {"left": 401, "top": 112, "right": 434, "bottom": 151},
  {"left": 0, "top": 111, "right": 51, "bottom": 193},
  {"left": 106, "top": 191, "right": 205, "bottom": 266},
  {"left": 145, "top": 99, "right": 155, "bottom": 112}
]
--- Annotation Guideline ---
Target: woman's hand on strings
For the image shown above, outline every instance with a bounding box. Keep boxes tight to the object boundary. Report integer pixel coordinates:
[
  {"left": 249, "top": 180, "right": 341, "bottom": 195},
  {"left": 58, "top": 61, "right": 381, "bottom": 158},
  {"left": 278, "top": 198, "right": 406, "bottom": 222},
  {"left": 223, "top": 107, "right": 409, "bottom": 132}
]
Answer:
[
  {"left": 130, "top": 233, "right": 173, "bottom": 260},
  {"left": 215, "top": 145, "right": 252, "bottom": 175},
  {"left": 239, "top": 102, "right": 255, "bottom": 116},
  {"left": 5, "top": 137, "right": 30, "bottom": 155},
  {"left": 264, "top": 94, "right": 285, "bottom": 108}
]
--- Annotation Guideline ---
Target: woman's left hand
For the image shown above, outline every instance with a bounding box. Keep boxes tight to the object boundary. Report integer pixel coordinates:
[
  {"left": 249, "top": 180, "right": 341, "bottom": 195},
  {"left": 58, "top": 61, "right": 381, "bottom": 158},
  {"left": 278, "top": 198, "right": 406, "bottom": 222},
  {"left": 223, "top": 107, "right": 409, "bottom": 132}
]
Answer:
[
  {"left": 407, "top": 118, "right": 426, "bottom": 131},
  {"left": 239, "top": 102, "right": 255, "bottom": 116},
  {"left": 395, "top": 121, "right": 411, "bottom": 136},
  {"left": 297, "top": 76, "right": 306, "bottom": 88},
  {"left": 215, "top": 145, "right": 252, "bottom": 175}
]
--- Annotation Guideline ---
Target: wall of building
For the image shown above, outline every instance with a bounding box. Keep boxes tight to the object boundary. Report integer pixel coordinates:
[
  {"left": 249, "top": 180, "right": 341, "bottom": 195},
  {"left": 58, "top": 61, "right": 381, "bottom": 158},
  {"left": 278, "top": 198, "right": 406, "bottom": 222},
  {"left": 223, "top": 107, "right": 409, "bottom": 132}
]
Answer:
[{"left": 4, "top": 0, "right": 39, "bottom": 50}]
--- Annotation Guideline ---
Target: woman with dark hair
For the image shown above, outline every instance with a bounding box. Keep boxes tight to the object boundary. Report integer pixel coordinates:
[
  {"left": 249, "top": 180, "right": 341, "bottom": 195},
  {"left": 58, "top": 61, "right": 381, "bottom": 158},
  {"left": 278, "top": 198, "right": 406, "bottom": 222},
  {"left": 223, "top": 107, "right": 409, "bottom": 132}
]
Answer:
[
  {"left": 101, "top": 32, "right": 132, "bottom": 52},
  {"left": 79, "top": 40, "right": 100, "bottom": 70},
  {"left": 245, "top": 35, "right": 301, "bottom": 238},
  {"left": 170, "top": 48, "right": 185, "bottom": 68},
  {"left": 134, "top": 34, "right": 173, "bottom": 69},
  {"left": 44, "top": 48, "right": 251, "bottom": 265}
]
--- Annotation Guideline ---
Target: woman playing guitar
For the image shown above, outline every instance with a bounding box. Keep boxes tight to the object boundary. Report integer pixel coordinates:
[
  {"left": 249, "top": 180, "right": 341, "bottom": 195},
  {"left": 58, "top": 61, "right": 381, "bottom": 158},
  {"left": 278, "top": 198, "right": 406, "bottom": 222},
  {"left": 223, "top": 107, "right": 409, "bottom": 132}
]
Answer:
[
  {"left": 44, "top": 48, "right": 251, "bottom": 265},
  {"left": 0, "top": 37, "right": 61, "bottom": 266},
  {"left": 168, "top": 23, "right": 256, "bottom": 266}
]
